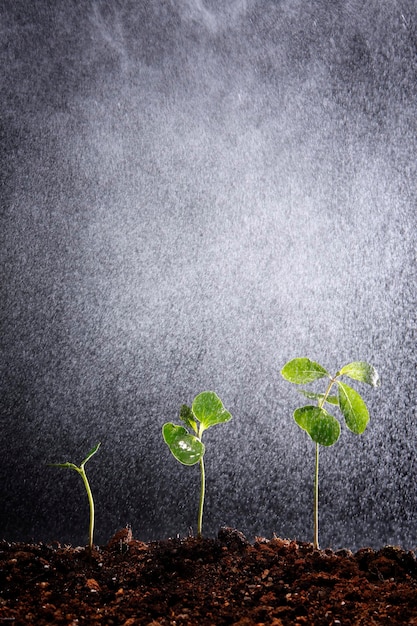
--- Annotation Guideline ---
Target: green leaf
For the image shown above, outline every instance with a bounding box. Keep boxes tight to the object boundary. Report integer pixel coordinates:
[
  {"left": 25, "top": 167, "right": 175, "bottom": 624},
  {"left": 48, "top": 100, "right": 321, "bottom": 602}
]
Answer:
[
  {"left": 179, "top": 404, "right": 198, "bottom": 434},
  {"left": 294, "top": 406, "right": 340, "bottom": 446},
  {"left": 50, "top": 443, "right": 101, "bottom": 471},
  {"left": 338, "top": 362, "right": 380, "bottom": 388},
  {"left": 281, "top": 358, "right": 329, "bottom": 384},
  {"left": 298, "top": 390, "right": 339, "bottom": 405},
  {"left": 49, "top": 461, "right": 78, "bottom": 471},
  {"left": 337, "top": 382, "right": 369, "bottom": 434},
  {"left": 162, "top": 423, "right": 205, "bottom": 466},
  {"left": 191, "top": 391, "right": 232, "bottom": 433},
  {"left": 81, "top": 443, "right": 101, "bottom": 466}
]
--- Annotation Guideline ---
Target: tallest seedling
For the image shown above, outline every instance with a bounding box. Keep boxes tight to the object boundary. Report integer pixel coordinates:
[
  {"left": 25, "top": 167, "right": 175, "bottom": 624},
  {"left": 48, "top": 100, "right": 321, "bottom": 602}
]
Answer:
[{"left": 281, "top": 358, "right": 380, "bottom": 549}]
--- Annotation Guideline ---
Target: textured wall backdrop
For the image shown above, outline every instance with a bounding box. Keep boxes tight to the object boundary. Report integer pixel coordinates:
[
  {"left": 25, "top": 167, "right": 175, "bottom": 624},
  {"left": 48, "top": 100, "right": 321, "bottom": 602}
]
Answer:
[{"left": 1, "top": 0, "right": 416, "bottom": 550}]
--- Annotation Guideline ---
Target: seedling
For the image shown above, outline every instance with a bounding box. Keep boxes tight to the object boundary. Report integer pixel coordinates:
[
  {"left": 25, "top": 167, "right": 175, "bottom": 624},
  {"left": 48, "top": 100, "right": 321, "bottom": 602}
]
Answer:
[
  {"left": 162, "top": 391, "right": 232, "bottom": 538},
  {"left": 281, "top": 358, "right": 380, "bottom": 549},
  {"left": 50, "top": 443, "right": 101, "bottom": 551}
]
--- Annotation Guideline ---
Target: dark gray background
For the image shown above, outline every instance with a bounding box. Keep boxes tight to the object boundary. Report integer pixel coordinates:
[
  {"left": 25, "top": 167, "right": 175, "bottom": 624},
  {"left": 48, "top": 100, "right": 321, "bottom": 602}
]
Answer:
[{"left": 1, "top": 0, "right": 416, "bottom": 550}]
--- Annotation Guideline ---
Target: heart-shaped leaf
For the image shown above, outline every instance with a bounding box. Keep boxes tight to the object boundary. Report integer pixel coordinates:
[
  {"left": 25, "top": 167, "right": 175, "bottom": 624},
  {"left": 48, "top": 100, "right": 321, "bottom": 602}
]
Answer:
[
  {"left": 192, "top": 391, "right": 232, "bottom": 433},
  {"left": 337, "top": 382, "right": 369, "bottom": 434},
  {"left": 162, "top": 423, "right": 205, "bottom": 465},
  {"left": 298, "top": 390, "right": 339, "bottom": 405},
  {"left": 338, "top": 362, "right": 380, "bottom": 387},
  {"left": 281, "top": 358, "right": 329, "bottom": 384},
  {"left": 294, "top": 406, "right": 340, "bottom": 446}
]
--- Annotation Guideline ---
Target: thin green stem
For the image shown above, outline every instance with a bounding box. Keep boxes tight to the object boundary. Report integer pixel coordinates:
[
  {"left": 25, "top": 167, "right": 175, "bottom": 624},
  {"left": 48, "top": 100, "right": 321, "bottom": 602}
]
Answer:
[
  {"left": 78, "top": 466, "right": 95, "bottom": 552},
  {"left": 197, "top": 456, "right": 205, "bottom": 538},
  {"left": 313, "top": 377, "right": 336, "bottom": 550},
  {"left": 319, "top": 377, "right": 336, "bottom": 409},
  {"left": 51, "top": 444, "right": 100, "bottom": 553},
  {"left": 314, "top": 442, "right": 319, "bottom": 549}
]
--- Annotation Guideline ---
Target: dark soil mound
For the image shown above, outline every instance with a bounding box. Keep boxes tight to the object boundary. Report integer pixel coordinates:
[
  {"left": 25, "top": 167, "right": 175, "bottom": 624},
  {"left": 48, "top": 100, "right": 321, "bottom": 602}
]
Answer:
[{"left": 1, "top": 527, "right": 417, "bottom": 625}]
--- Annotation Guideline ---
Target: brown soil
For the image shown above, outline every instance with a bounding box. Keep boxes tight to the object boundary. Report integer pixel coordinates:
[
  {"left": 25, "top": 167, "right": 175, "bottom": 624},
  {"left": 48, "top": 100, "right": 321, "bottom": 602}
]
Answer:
[{"left": 1, "top": 527, "right": 417, "bottom": 625}]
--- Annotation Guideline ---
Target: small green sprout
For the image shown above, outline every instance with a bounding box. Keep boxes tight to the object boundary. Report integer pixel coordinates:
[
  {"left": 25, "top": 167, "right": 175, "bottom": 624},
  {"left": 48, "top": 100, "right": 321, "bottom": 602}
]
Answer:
[
  {"left": 162, "top": 391, "right": 232, "bottom": 538},
  {"left": 281, "top": 358, "right": 380, "bottom": 549},
  {"left": 50, "top": 443, "right": 101, "bottom": 551}
]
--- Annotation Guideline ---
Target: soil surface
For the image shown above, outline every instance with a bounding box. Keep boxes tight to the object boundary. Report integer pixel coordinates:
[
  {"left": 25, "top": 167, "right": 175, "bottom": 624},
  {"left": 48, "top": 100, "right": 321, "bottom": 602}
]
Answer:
[{"left": 2, "top": 527, "right": 417, "bottom": 625}]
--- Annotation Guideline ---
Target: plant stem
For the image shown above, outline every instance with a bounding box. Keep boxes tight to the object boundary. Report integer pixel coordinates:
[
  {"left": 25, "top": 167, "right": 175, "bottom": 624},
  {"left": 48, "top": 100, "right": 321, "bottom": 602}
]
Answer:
[
  {"left": 313, "top": 377, "right": 336, "bottom": 550},
  {"left": 50, "top": 443, "right": 100, "bottom": 553},
  {"left": 78, "top": 466, "right": 95, "bottom": 552},
  {"left": 314, "top": 442, "right": 319, "bottom": 549},
  {"left": 320, "top": 377, "right": 336, "bottom": 408},
  {"left": 197, "top": 456, "right": 205, "bottom": 538}
]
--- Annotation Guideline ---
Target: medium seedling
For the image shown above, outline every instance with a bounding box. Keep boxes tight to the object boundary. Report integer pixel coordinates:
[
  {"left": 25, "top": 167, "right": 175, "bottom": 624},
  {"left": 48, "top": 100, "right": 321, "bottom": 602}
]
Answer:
[
  {"left": 50, "top": 442, "right": 101, "bottom": 551},
  {"left": 162, "top": 391, "right": 232, "bottom": 538},
  {"left": 281, "top": 358, "right": 379, "bottom": 549}
]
